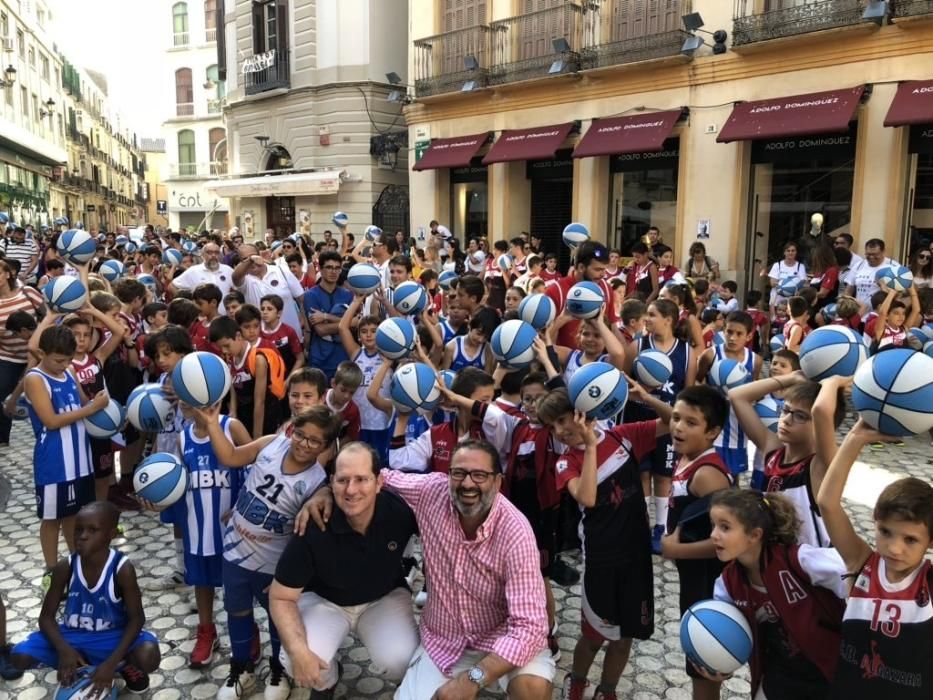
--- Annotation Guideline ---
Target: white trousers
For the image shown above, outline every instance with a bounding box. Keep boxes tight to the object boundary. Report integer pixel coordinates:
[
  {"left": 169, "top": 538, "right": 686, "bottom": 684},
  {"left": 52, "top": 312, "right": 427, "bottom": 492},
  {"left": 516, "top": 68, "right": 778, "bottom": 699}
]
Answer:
[{"left": 279, "top": 587, "right": 418, "bottom": 691}]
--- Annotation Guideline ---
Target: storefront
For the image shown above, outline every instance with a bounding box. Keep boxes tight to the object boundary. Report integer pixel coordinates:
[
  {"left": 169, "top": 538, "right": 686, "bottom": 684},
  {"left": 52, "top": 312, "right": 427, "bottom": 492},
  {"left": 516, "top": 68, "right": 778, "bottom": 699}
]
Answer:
[{"left": 527, "top": 149, "right": 574, "bottom": 270}]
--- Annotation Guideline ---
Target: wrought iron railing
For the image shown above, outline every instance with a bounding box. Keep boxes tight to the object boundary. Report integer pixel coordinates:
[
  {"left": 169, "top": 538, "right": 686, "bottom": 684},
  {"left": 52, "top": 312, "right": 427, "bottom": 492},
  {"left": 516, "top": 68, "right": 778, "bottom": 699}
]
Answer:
[
  {"left": 244, "top": 50, "right": 290, "bottom": 96},
  {"left": 414, "top": 25, "right": 493, "bottom": 97},
  {"left": 173, "top": 32, "right": 189, "bottom": 47},
  {"left": 176, "top": 102, "right": 194, "bottom": 117},
  {"left": 892, "top": 0, "right": 933, "bottom": 17},
  {"left": 169, "top": 162, "right": 226, "bottom": 178},
  {"left": 207, "top": 99, "right": 222, "bottom": 114},
  {"left": 584, "top": 0, "right": 689, "bottom": 68},
  {"left": 205, "top": 27, "right": 217, "bottom": 42},
  {"left": 733, "top": 0, "right": 866, "bottom": 46}
]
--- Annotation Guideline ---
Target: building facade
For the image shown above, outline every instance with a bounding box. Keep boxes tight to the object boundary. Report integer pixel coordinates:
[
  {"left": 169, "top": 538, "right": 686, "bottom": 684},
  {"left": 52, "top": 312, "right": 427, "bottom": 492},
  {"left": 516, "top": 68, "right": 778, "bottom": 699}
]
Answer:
[
  {"left": 407, "top": 0, "right": 933, "bottom": 290},
  {"left": 162, "top": 0, "right": 230, "bottom": 232},
  {"left": 212, "top": 0, "right": 409, "bottom": 240},
  {"left": 141, "top": 137, "right": 169, "bottom": 227}
]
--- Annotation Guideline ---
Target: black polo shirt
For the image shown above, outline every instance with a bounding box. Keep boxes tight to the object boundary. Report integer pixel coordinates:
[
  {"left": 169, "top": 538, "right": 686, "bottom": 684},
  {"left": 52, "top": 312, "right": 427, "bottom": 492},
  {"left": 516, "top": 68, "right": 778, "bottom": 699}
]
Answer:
[{"left": 274, "top": 490, "right": 418, "bottom": 607}]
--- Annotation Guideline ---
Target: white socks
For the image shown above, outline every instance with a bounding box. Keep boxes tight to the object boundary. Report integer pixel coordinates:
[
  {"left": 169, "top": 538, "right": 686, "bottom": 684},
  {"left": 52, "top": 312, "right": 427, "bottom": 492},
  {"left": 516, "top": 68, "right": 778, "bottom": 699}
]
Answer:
[{"left": 654, "top": 497, "right": 669, "bottom": 529}]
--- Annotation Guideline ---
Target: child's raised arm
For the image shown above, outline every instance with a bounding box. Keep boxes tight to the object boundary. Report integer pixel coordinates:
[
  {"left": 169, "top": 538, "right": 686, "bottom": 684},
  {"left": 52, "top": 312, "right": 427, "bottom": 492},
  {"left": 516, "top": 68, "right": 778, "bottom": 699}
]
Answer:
[
  {"left": 728, "top": 374, "right": 794, "bottom": 454},
  {"left": 193, "top": 403, "right": 275, "bottom": 467},
  {"left": 366, "top": 358, "right": 394, "bottom": 418},
  {"left": 810, "top": 375, "right": 848, "bottom": 493},
  {"left": 337, "top": 295, "right": 363, "bottom": 357},
  {"left": 873, "top": 289, "right": 897, "bottom": 342}
]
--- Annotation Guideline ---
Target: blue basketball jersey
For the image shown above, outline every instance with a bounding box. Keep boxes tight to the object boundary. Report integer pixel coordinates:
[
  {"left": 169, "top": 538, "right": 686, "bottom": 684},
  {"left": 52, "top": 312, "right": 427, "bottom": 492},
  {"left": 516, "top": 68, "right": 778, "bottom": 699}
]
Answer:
[
  {"left": 440, "top": 319, "right": 462, "bottom": 345},
  {"left": 643, "top": 335, "right": 690, "bottom": 406},
  {"left": 26, "top": 368, "right": 92, "bottom": 487},
  {"left": 713, "top": 346, "right": 756, "bottom": 450},
  {"left": 62, "top": 549, "right": 128, "bottom": 632},
  {"left": 450, "top": 336, "right": 487, "bottom": 372},
  {"left": 179, "top": 415, "right": 244, "bottom": 557}
]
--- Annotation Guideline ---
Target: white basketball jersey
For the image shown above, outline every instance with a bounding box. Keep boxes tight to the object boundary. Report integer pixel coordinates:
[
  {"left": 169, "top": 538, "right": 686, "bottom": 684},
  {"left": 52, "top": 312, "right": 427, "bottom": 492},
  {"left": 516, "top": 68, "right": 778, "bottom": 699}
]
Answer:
[{"left": 353, "top": 349, "right": 391, "bottom": 431}]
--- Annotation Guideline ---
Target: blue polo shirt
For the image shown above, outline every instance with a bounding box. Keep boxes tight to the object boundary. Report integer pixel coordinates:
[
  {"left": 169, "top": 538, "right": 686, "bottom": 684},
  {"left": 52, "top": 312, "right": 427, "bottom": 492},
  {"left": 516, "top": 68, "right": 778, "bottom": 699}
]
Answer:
[{"left": 303, "top": 284, "right": 353, "bottom": 379}]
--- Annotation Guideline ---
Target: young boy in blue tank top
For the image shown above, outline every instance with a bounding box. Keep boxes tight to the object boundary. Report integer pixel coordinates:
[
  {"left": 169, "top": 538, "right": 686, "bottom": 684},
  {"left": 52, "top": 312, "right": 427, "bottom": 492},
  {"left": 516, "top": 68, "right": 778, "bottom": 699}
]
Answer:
[{"left": 11, "top": 502, "right": 160, "bottom": 695}]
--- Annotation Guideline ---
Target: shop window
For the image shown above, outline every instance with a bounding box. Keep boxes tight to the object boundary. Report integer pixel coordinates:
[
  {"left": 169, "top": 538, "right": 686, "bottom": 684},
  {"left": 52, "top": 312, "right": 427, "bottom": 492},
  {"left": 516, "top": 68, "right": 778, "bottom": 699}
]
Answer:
[
  {"left": 904, "top": 127, "right": 933, "bottom": 255},
  {"left": 450, "top": 159, "right": 488, "bottom": 241}
]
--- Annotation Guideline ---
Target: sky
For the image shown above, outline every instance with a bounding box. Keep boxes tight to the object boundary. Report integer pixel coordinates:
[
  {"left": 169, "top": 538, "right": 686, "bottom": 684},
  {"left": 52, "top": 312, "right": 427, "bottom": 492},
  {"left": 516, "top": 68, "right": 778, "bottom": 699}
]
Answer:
[{"left": 49, "top": 0, "right": 166, "bottom": 137}]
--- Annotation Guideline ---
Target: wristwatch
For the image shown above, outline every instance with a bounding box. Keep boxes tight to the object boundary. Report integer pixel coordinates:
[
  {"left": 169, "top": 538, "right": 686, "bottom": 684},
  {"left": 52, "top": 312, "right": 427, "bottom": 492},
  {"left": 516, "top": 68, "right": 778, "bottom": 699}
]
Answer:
[{"left": 466, "top": 665, "right": 486, "bottom": 687}]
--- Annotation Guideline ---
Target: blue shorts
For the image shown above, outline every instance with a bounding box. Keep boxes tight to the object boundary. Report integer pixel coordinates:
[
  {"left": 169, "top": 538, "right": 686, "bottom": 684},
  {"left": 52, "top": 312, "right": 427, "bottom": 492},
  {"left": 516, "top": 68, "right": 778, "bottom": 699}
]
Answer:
[
  {"left": 716, "top": 446, "right": 748, "bottom": 476},
  {"left": 184, "top": 552, "right": 223, "bottom": 588},
  {"left": 360, "top": 428, "right": 390, "bottom": 467},
  {"left": 35, "top": 475, "right": 95, "bottom": 521},
  {"left": 222, "top": 558, "right": 273, "bottom": 615},
  {"left": 12, "top": 626, "right": 157, "bottom": 668},
  {"left": 159, "top": 499, "right": 185, "bottom": 526}
]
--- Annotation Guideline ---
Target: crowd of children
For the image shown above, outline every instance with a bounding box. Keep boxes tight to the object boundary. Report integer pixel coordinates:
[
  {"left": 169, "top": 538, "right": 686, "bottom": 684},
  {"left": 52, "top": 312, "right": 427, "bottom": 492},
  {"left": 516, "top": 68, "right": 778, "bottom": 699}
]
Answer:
[{"left": 0, "top": 222, "right": 930, "bottom": 700}]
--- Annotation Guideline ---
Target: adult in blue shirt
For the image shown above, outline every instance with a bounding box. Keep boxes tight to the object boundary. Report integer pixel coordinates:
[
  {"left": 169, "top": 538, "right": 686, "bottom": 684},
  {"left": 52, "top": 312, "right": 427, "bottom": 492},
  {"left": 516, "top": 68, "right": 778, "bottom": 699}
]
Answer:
[{"left": 303, "top": 251, "right": 353, "bottom": 380}]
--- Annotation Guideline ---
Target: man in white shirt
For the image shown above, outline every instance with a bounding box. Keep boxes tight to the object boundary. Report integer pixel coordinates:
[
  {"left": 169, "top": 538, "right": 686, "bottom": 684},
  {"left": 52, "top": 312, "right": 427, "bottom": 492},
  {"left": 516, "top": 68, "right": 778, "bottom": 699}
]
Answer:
[
  {"left": 168, "top": 242, "right": 235, "bottom": 313},
  {"left": 844, "top": 238, "right": 898, "bottom": 310},
  {"left": 233, "top": 243, "right": 306, "bottom": 334}
]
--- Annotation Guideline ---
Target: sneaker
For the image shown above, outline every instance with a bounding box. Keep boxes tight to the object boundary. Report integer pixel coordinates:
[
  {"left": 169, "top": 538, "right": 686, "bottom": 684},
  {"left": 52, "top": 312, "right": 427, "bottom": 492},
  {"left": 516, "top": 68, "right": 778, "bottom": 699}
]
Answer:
[
  {"left": 145, "top": 570, "right": 186, "bottom": 591},
  {"left": 561, "top": 673, "right": 588, "bottom": 700},
  {"left": 890, "top": 440, "right": 905, "bottom": 447},
  {"left": 189, "top": 623, "right": 219, "bottom": 668},
  {"left": 550, "top": 558, "right": 580, "bottom": 587},
  {"left": 263, "top": 656, "right": 291, "bottom": 700},
  {"left": 869, "top": 441, "right": 886, "bottom": 450},
  {"left": 651, "top": 524, "right": 665, "bottom": 555},
  {"left": 414, "top": 589, "right": 428, "bottom": 608},
  {"left": 120, "top": 663, "right": 151, "bottom": 694},
  {"left": 217, "top": 660, "right": 256, "bottom": 700},
  {"left": 41, "top": 569, "right": 52, "bottom": 592},
  {"left": 593, "top": 689, "right": 618, "bottom": 700},
  {"left": 250, "top": 622, "right": 262, "bottom": 665},
  {"left": 310, "top": 661, "right": 342, "bottom": 699},
  {"left": 0, "top": 645, "right": 23, "bottom": 681},
  {"left": 548, "top": 634, "right": 561, "bottom": 662}
]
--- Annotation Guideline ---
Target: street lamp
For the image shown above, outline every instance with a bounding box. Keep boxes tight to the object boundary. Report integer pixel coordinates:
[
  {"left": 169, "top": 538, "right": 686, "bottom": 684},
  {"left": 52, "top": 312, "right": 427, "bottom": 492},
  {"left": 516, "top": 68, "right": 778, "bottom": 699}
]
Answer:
[
  {"left": 0, "top": 64, "right": 16, "bottom": 89},
  {"left": 39, "top": 97, "right": 55, "bottom": 120}
]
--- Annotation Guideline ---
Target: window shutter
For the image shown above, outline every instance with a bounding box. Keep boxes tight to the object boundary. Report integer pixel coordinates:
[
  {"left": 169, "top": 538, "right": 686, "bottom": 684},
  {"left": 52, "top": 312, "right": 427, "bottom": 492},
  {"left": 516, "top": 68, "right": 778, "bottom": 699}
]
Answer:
[
  {"left": 252, "top": 1, "right": 264, "bottom": 52},
  {"left": 276, "top": 0, "right": 288, "bottom": 54}
]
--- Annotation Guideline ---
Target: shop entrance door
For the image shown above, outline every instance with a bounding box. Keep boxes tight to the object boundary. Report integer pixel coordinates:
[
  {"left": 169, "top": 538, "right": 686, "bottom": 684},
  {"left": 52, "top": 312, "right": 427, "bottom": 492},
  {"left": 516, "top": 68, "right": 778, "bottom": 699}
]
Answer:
[
  {"left": 901, "top": 127, "right": 933, "bottom": 259},
  {"left": 266, "top": 196, "right": 295, "bottom": 239},
  {"left": 529, "top": 150, "right": 574, "bottom": 271}
]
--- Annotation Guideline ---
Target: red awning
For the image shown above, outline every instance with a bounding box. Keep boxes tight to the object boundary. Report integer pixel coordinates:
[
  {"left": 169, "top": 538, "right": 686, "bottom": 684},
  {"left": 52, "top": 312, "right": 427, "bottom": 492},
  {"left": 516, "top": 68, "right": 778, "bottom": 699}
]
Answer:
[
  {"left": 717, "top": 86, "right": 865, "bottom": 143},
  {"left": 884, "top": 80, "right": 933, "bottom": 127},
  {"left": 412, "top": 132, "right": 491, "bottom": 171},
  {"left": 573, "top": 110, "right": 682, "bottom": 158},
  {"left": 482, "top": 123, "right": 575, "bottom": 165}
]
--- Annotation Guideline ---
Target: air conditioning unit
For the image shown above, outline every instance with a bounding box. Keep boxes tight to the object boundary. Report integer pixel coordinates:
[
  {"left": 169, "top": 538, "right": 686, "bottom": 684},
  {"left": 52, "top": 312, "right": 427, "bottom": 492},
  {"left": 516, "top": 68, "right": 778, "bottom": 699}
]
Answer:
[{"left": 0, "top": 38, "right": 12, "bottom": 52}]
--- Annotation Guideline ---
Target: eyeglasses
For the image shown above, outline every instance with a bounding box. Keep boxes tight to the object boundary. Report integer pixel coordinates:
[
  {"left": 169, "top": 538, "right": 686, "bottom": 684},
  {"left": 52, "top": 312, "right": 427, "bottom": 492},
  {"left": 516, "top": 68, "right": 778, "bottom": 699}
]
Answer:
[
  {"left": 780, "top": 406, "right": 811, "bottom": 425},
  {"left": 521, "top": 394, "right": 543, "bottom": 405},
  {"left": 449, "top": 468, "right": 496, "bottom": 484},
  {"left": 292, "top": 430, "right": 325, "bottom": 448},
  {"left": 333, "top": 475, "right": 376, "bottom": 488}
]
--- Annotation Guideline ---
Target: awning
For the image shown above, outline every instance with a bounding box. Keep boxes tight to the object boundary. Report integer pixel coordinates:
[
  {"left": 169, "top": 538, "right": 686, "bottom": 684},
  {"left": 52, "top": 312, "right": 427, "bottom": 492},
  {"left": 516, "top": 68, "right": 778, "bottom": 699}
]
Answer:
[
  {"left": 884, "top": 80, "right": 933, "bottom": 127},
  {"left": 573, "top": 110, "right": 682, "bottom": 158},
  {"left": 413, "top": 132, "right": 490, "bottom": 171},
  {"left": 717, "top": 86, "right": 865, "bottom": 143},
  {"left": 205, "top": 170, "right": 346, "bottom": 198},
  {"left": 482, "top": 123, "right": 575, "bottom": 165}
]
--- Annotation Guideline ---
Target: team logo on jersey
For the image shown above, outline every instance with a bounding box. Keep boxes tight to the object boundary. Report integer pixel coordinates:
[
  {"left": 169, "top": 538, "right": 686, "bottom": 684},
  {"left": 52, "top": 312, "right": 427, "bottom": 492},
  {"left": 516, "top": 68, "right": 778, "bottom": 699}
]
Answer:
[
  {"left": 555, "top": 459, "right": 568, "bottom": 474},
  {"left": 271, "top": 279, "right": 280, "bottom": 286},
  {"left": 294, "top": 481, "right": 307, "bottom": 497},
  {"left": 854, "top": 573, "right": 871, "bottom": 593},
  {"left": 220, "top": 275, "right": 227, "bottom": 281},
  {"left": 387, "top": 541, "right": 398, "bottom": 551},
  {"left": 916, "top": 585, "right": 930, "bottom": 608}
]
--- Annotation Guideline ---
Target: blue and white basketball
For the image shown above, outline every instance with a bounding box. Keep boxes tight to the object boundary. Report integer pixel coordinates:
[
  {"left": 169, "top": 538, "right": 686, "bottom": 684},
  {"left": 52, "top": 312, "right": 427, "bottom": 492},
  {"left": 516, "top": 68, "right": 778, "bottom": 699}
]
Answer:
[
  {"left": 518, "top": 293, "right": 555, "bottom": 330},
  {"left": 821, "top": 303, "right": 838, "bottom": 322},
  {"left": 115, "top": 235, "right": 128, "bottom": 246},
  {"left": 271, "top": 241, "right": 283, "bottom": 253},
  {"left": 799, "top": 325, "right": 867, "bottom": 382},
  {"left": 11, "top": 395, "right": 28, "bottom": 421},
  {"left": 568, "top": 362, "right": 628, "bottom": 420},
  {"left": 390, "top": 362, "right": 440, "bottom": 412},
  {"left": 924, "top": 340, "right": 933, "bottom": 360},
  {"left": 439, "top": 369, "right": 456, "bottom": 391},
  {"left": 565, "top": 281, "right": 604, "bottom": 320},
  {"left": 172, "top": 351, "right": 232, "bottom": 407},
  {"left": 778, "top": 277, "right": 803, "bottom": 298},
  {"left": 126, "top": 383, "right": 174, "bottom": 433},
  {"left": 346, "top": 263, "right": 381, "bottom": 295},
  {"left": 375, "top": 317, "right": 416, "bottom": 360},
  {"left": 83, "top": 399, "right": 125, "bottom": 439},
  {"left": 98, "top": 260, "right": 125, "bottom": 282},
  {"left": 769, "top": 334, "right": 785, "bottom": 353},
  {"left": 851, "top": 349, "right": 933, "bottom": 436},
  {"left": 875, "top": 264, "right": 913, "bottom": 293},
  {"left": 364, "top": 225, "right": 383, "bottom": 242},
  {"left": 137, "top": 274, "right": 158, "bottom": 296},
  {"left": 43, "top": 276, "right": 87, "bottom": 312},
  {"left": 754, "top": 396, "right": 782, "bottom": 433},
  {"left": 133, "top": 452, "right": 188, "bottom": 508},
  {"left": 163, "top": 249, "right": 183, "bottom": 267},
  {"left": 393, "top": 281, "right": 428, "bottom": 316},
  {"left": 438, "top": 270, "right": 458, "bottom": 291},
  {"left": 562, "top": 222, "right": 590, "bottom": 249},
  {"left": 909, "top": 325, "right": 933, "bottom": 344},
  {"left": 75, "top": 221, "right": 85, "bottom": 230},
  {"left": 182, "top": 240, "right": 199, "bottom": 254},
  {"left": 490, "top": 320, "right": 538, "bottom": 369},
  {"left": 332, "top": 211, "right": 349, "bottom": 227},
  {"left": 712, "top": 331, "right": 725, "bottom": 346},
  {"left": 56, "top": 228, "right": 97, "bottom": 264},
  {"left": 124, "top": 241, "right": 138, "bottom": 255},
  {"left": 53, "top": 667, "right": 117, "bottom": 699},
  {"left": 497, "top": 254, "right": 512, "bottom": 272},
  {"left": 680, "top": 599, "right": 753, "bottom": 676},
  {"left": 707, "top": 358, "right": 750, "bottom": 394},
  {"left": 632, "top": 349, "right": 673, "bottom": 390}
]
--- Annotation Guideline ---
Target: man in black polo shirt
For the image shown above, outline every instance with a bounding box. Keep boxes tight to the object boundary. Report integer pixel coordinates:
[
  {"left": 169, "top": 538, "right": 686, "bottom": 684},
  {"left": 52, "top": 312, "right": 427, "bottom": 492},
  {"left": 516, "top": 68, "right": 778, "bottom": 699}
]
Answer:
[{"left": 269, "top": 442, "right": 419, "bottom": 698}]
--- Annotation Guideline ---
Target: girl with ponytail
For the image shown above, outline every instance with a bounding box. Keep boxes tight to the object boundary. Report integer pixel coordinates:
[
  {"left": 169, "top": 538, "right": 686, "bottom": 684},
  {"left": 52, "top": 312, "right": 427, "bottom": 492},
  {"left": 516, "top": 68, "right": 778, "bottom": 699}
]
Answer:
[{"left": 702, "top": 490, "right": 847, "bottom": 699}]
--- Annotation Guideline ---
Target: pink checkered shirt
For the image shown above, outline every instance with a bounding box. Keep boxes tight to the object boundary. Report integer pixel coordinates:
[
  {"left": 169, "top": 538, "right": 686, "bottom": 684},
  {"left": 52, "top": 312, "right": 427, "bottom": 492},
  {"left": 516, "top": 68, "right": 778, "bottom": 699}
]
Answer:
[{"left": 381, "top": 470, "right": 548, "bottom": 675}]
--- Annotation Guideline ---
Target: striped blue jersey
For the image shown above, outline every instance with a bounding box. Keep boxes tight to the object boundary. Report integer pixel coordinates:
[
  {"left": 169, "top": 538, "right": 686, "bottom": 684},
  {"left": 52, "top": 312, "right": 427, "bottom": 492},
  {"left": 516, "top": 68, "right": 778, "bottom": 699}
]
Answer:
[
  {"left": 713, "top": 346, "right": 757, "bottom": 450},
  {"left": 562, "top": 349, "right": 609, "bottom": 386},
  {"left": 450, "top": 336, "right": 487, "bottom": 372},
  {"left": 439, "top": 319, "right": 463, "bottom": 345},
  {"left": 155, "top": 372, "right": 187, "bottom": 457},
  {"left": 179, "top": 416, "right": 245, "bottom": 557},
  {"left": 26, "top": 368, "right": 92, "bottom": 486},
  {"left": 62, "top": 548, "right": 128, "bottom": 632}
]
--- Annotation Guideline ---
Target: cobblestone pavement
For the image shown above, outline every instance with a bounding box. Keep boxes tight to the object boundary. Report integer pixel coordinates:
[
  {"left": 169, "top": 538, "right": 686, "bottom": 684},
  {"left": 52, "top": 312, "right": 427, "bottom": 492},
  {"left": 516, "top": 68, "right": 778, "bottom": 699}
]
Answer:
[{"left": 0, "top": 417, "right": 930, "bottom": 699}]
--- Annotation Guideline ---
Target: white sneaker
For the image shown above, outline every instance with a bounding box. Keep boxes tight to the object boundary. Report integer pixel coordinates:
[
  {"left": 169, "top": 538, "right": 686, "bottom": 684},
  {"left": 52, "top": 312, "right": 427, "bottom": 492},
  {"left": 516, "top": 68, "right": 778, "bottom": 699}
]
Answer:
[
  {"left": 144, "top": 570, "right": 186, "bottom": 591},
  {"left": 263, "top": 660, "right": 291, "bottom": 700},
  {"left": 414, "top": 590, "right": 428, "bottom": 608},
  {"left": 217, "top": 662, "right": 256, "bottom": 700}
]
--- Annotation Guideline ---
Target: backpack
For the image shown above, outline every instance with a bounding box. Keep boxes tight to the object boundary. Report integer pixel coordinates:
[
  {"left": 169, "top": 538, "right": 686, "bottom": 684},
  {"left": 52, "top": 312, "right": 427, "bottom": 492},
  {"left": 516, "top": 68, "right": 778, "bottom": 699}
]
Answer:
[{"left": 246, "top": 347, "right": 286, "bottom": 400}]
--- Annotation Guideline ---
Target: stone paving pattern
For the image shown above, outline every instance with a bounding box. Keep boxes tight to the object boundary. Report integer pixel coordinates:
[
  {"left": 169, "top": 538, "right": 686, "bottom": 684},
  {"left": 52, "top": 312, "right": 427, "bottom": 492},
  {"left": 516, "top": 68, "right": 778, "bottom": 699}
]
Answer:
[{"left": 0, "top": 416, "right": 930, "bottom": 699}]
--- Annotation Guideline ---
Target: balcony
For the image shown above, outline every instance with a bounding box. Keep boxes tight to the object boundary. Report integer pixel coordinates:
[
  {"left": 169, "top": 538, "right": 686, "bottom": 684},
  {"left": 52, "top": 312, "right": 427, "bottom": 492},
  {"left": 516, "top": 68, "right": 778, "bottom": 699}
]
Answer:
[
  {"left": 414, "top": 26, "right": 492, "bottom": 97},
  {"left": 892, "top": 0, "right": 933, "bottom": 18},
  {"left": 732, "top": 0, "right": 867, "bottom": 47},
  {"left": 207, "top": 99, "right": 222, "bottom": 115},
  {"left": 584, "top": 0, "right": 690, "bottom": 69},
  {"left": 176, "top": 102, "right": 194, "bottom": 117},
  {"left": 206, "top": 27, "right": 217, "bottom": 42},
  {"left": 169, "top": 162, "right": 226, "bottom": 179},
  {"left": 244, "top": 50, "right": 290, "bottom": 96},
  {"left": 173, "top": 32, "right": 189, "bottom": 47}
]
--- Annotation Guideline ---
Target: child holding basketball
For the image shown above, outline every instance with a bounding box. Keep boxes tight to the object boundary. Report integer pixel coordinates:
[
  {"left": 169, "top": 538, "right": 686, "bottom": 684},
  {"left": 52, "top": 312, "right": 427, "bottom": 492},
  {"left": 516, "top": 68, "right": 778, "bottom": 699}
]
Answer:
[
  {"left": 546, "top": 308, "right": 626, "bottom": 385},
  {"left": 10, "top": 502, "right": 161, "bottom": 695},
  {"left": 442, "top": 314, "right": 496, "bottom": 373},
  {"left": 707, "top": 490, "right": 847, "bottom": 699},
  {"left": 870, "top": 285, "right": 920, "bottom": 352}
]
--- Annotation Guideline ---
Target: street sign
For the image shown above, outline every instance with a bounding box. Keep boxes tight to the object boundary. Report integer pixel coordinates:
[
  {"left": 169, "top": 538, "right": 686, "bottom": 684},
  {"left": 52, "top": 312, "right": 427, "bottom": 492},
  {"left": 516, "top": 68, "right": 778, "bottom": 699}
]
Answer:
[
  {"left": 415, "top": 140, "right": 431, "bottom": 163},
  {"left": 157, "top": 200, "right": 168, "bottom": 215}
]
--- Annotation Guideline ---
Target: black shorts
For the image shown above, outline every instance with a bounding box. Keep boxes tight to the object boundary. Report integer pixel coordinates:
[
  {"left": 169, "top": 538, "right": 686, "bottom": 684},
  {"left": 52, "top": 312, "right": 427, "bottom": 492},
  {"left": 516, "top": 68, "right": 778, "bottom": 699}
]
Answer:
[
  {"left": 35, "top": 475, "right": 95, "bottom": 520},
  {"left": 581, "top": 555, "right": 654, "bottom": 642},
  {"left": 508, "top": 481, "right": 558, "bottom": 576},
  {"left": 90, "top": 438, "right": 115, "bottom": 479},
  {"left": 677, "top": 558, "right": 725, "bottom": 678},
  {"left": 639, "top": 434, "right": 675, "bottom": 478}
]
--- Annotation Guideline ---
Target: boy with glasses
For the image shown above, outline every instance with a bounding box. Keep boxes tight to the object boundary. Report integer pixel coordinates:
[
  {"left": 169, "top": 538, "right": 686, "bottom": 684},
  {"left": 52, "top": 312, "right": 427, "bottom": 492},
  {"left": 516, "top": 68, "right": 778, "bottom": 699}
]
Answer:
[{"left": 302, "top": 252, "right": 353, "bottom": 381}]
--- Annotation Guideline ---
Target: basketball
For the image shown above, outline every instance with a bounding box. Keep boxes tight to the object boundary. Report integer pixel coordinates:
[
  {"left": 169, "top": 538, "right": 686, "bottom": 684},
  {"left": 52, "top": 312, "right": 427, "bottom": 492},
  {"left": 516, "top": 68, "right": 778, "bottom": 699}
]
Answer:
[
  {"left": 707, "top": 358, "right": 750, "bottom": 394},
  {"left": 126, "top": 383, "right": 174, "bottom": 433},
  {"left": 53, "top": 667, "right": 117, "bottom": 699},
  {"left": 632, "top": 349, "right": 673, "bottom": 389},
  {"left": 875, "top": 264, "right": 913, "bottom": 293},
  {"left": 137, "top": 274, "right": 158, "bottom": 295},
  {"left": 565, "top": 281, "right": 604, "bottom": 320},
  {"left": 56, "top": 228, "right": 97, "bottom": 264},
  {"left": 490, "top": 320, "right": 538, "bottom": 369},
  {"left": 99, "top": 260, "right": 125, "bottom": 282},
  {"left": 271, "top": 241, "right": 282, "bottom": 253},
  {"left": 115, "top": 235, "right": 128, "bottom": 246},
  {"left": 562, "top": 222, "right": 590, "bottom": 249},
  {"left": 438, "top": 270, "right": 458, "bottom": 290},
  {"left": 439, "top": 369, "right": 456, "bottom": 390},
  {"left": 497, "top": 254, "right": 512, "bottom": 272},
  {"left": 163, "top": 249, "right": 183, "bottom": 266},
  {"left": 754, "top": 396, "right": 782, "bottom": 433},
  {"left": 124, "top": 241, "right": 138, "bottom": 255},
  {"left": 375, "top": 317, "right": 416, "bottom": 359},
  {"left": 568, "top": 361, "right": 629, "bottom": 420},
  {"left": 332, "top": 211, "right": 349, "bottom": 227},
  {"left": 364, "top": 225, "right": 383, "bottom": 242},
  {"left": 680, "top": 599, "right": 753, "bottom": 676},
  {"left": 712, "top": 331, "right": 725, "bottom": 346},
  {"left": 777, "top": 277, "right": 803, "bottom": 298},
  {"left": 133, "top": 452, "right": 189, "bottom": 508},
  {"left": 821, "top": 302, "right": 837, "bottom": 321},
  {"left": 346, "top": 263, "right": 382, "bottom": 295},
  {"left": 43, "top": 276, "right": 88, "bottom": 312},
  {"left": 171, "top": 351, "right": 232, "bottom": 407},
  {"left": 909, "top": 325, "right": 933, "bottom": 344},
  {"left": 393, "top": 281, "right": 428, "bottom": 316},
  {"left": 851, "top": 348, "right": 933, "bottom": 436},
  {"left": 11, "top": 395, "right": 28, "bottom": 421},
  {"left": 518, "top": 293, "right": 556, "bottom": 330},
  {"left": 83, "top": 399, "right": 126, "bottom": 439},
  {"left": 925, "top": 341, "right": 933, "bottom": 359},
  {"left": 769, "top": 334, "right": 785, "bottom": 353},
  {"left": 182, "top": 240, "right": 198, "bottom": 253},
  {"left": 390, "top": 362, "right": 441, "bottom": 412},
  {"left": 799, "top": 326, "right": 867, "bottom": 381}
]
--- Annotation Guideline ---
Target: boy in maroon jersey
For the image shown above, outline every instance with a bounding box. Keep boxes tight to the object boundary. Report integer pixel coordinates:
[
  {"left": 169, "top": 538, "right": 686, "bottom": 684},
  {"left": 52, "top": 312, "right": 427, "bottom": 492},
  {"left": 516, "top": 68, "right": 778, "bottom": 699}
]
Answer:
[
  {"left": 260, "top": 294, "right": 304, "bottom": 375},
  {"left": 324, "top": 362, "right": 362, "bottom": 442},
  {"left": 190, "top": 283, "right": 224, "bottom": 355},
  {"left": 744, "top": 290, "right": 770, "bottom": 354},
  {"left": 234, "top": 304, "right": 276, "bottom": 350}
]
